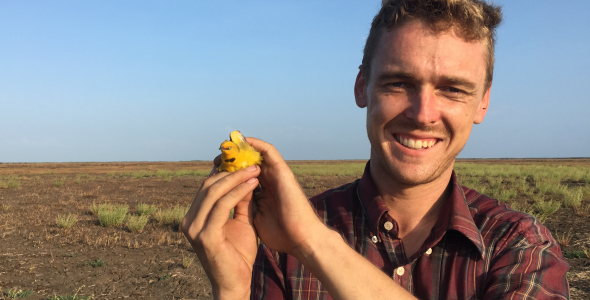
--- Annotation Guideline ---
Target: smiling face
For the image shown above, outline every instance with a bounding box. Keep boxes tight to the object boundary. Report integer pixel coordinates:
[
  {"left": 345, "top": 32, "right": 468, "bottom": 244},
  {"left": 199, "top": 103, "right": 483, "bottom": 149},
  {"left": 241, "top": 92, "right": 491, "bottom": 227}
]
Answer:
[{"left": 355, "top": 20, "right": 491, "bottom": 187}]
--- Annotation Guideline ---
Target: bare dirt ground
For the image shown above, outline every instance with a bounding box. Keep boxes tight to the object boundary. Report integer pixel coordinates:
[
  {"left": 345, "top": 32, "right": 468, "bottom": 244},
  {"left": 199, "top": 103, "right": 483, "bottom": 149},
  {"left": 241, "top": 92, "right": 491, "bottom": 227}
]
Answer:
[{"left": 0, "top": 160, "right": 588, "bottom": 299}]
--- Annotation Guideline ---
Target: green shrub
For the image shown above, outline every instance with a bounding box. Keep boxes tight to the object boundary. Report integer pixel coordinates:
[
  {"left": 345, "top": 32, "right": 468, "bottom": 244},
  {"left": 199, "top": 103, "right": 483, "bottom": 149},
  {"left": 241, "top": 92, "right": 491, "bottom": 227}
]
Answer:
[
  {"left": 56, "top": 214, "right": 78, "bottom": 229},
  {"left": 563, "top": 188, "right": 583, "bottom": 208},
  {"left": 154, "top": 205, "right": 189, "bottom": 226},
  {"left": 563, "top": 251, "right": 588, "bottom": 259},
  {"left": 89, "top": 201, "right": 114, "bottom": 215},
  {"left": 136, "top": 203, "right": 157, "bottom": 216},
  {"left": 83, "top": 258, "right": 107, "bottom": 267},
  {"left": 126, "top": 215, "right": 149, "bottom": 232},
  {"left": 534, "top": 200, "right": 561, "bottom": 216},
  {"left": 156, "top": 170, "right": 174, "bottom": 178},
  {"left": 4, "top": 288, "right": 34, "bottom": 298},
  {"left": 7, "top": 180, "right": 20, "bottom": 189},
  {"left": 54, "top": 178, "right": 64, "bottom": 187},
  {"left": 97, "top": 205, "right": 128, "bottom": 227},
  {"left": 132, "top": 170, "right": 153, "bottom": 179}
]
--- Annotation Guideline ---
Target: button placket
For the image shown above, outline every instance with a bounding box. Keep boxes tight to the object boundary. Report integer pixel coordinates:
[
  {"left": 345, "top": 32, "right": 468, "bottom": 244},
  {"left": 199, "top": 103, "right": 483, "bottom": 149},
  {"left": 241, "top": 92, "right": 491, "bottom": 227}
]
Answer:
[
  {"left": 371, "top": 235, "right": 378, "bottom": 243},
  {"left": 396, "top": 266, "right": 405, "bottom": 276}
]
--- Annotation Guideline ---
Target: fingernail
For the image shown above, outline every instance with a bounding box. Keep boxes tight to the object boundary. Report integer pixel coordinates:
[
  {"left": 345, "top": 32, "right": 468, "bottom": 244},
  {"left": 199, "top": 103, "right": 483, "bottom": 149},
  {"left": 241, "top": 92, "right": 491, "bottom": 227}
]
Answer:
[
  {"left": 246, "top": 165, "right": 257, "bottom": 171},
  {"left": 247, "top": 177, "right": 257, "bottom": 183}
]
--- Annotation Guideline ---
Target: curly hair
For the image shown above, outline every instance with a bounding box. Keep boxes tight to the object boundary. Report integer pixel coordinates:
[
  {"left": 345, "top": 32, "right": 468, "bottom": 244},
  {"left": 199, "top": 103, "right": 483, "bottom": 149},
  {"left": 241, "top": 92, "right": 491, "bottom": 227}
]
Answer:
[{"left": 362, "top": 0, "right": 502, "bottom": 90}]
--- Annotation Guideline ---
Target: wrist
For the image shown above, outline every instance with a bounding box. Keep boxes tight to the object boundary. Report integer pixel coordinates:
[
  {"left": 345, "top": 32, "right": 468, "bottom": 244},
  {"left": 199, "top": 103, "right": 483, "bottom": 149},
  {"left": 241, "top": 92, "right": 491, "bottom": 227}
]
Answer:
[
  {"left": 214, "top": 288, "right": 250, "bottom": 300},
  {"left": 292, "top": 225, "right": 343, "bottom": 266}
]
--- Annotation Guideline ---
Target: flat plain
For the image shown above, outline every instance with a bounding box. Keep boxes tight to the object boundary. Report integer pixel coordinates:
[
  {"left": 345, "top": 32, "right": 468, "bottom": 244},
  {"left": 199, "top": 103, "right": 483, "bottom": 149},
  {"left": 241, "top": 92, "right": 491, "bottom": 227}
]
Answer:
[{"left": 0, "top": 159, "right": 588, "bottom": 299}]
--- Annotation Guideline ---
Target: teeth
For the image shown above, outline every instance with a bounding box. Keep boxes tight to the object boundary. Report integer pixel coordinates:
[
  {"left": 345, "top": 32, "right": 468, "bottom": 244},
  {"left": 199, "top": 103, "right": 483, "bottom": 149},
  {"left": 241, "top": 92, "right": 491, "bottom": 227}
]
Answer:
[{"left": 397, "top": 136, "right": 437, "bottom": 150}]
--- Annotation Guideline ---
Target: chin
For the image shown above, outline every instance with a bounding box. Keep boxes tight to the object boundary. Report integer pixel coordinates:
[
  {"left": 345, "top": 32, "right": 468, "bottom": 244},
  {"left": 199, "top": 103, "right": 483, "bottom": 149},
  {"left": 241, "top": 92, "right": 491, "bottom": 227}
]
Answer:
[{"left": 380, "top": 153, "right": 456, "bottom": 186}]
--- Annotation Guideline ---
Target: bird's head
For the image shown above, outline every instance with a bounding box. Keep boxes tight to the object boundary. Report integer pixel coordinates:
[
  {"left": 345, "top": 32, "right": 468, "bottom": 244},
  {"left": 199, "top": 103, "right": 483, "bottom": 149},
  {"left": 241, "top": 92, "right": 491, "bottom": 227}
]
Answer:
[{"left": 219, "top": 140, "right": 239, "bottom": 157}]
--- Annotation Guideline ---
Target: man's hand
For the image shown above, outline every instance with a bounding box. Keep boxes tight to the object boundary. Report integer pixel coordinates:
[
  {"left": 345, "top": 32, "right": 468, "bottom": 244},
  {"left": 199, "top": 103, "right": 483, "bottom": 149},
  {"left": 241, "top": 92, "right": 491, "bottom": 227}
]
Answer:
[
  {"left": 247, "top": 138, "right": 417, "bottom": 300},
  {"left": 181, "top": 164, "right": 260, "bottom": 300},
  {"left": 246, "top": 137, "right": 332, "bottom": 258}
]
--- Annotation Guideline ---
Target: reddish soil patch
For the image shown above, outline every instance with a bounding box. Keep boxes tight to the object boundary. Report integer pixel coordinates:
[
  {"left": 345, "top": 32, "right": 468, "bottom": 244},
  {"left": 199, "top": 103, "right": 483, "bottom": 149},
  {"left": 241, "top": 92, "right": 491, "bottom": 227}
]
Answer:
[{"left": 0, "top": 160, "right": 588, "bottom": 299}]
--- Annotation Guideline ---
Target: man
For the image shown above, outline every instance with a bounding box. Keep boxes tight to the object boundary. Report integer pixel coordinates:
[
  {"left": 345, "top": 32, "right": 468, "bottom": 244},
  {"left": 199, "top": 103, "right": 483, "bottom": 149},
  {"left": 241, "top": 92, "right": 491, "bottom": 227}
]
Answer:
[{"left": 182, "top": 0, "right": 570, "bottom": 299}]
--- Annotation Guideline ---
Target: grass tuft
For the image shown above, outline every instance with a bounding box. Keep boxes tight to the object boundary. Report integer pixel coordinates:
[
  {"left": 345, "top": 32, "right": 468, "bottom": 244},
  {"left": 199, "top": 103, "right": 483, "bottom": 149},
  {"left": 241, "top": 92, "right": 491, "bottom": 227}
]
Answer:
[
  {"left": 97, "top": 205, "right": 128, "bottom": 227},
  {"left": 136, "top": 203, "right": 157, "bottom": 216},
  {"left": 154, "top": 205, "right": 189, "bottom": 226},
  {"left": 56, "top": 214, "right": 78, "bottom": 229},
  {"left": 574, "top": 203, "right": 590, "bottom": 217},
  {"left": 83, "top": 258, "right": 107, "bottom": 267},
  {"left": 48, "top": 285, "right": 93, "bottom": 300},
  {"left": 54, "top": 178, "right": 65, "bottom": 188},
  {"left": 555, "top": 230, "right": 574, "bottom": 247},
  {"left": 533, "top": 200, "right": 561, "bottom": 216},
  {"left": 126, "top": 215, "right": 149, "bottom": 232},
  {"left": 4, "top": 288, "right": 34, "bottom": 298},
  {"left": 563, "top": 250, "right": 588, "bottom": 259},
  {"left": 182, "top": 255, "right": 195, "bottom": 268}
]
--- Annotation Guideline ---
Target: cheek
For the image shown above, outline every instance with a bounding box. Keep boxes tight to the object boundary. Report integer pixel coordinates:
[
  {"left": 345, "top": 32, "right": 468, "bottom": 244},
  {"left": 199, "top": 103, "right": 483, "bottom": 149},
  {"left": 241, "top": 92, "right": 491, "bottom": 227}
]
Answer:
[{"left": 367, "top": 100, "right": 399, "bottom": 128}]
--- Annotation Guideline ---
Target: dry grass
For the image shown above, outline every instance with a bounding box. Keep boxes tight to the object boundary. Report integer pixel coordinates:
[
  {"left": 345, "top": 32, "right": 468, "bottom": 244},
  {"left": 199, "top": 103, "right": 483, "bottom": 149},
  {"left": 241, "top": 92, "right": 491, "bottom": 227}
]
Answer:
[
  {"left": 154, "top": 205, "right": 188, "bottom": 226},
  {"left": 574, "top": 203, "right": 590, "bottom": 217},
  {"left": 182, "top": 254, "right": 195, "bottom": 268},
  {"left": 97, "top": 205, "right": 128, "bottom": 227},
  {"left": 126, "top": 215, "right": 149, "bottom": 232},
  {"left": 555, "top": 230, "right": 574, "bottom": 247},
  {"left": 136, "top": 203, "right": 157, "bottom": 216},
  {"left": 56, "top": 214, "right": 78, "bottom": 229}
]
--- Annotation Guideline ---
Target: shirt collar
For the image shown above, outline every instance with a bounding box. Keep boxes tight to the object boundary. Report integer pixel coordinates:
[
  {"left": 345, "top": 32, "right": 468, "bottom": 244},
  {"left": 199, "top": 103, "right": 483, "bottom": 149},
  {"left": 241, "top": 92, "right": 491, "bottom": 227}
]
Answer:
[{"left": 357, "top": 161, "right": 485, "bottom": 259}]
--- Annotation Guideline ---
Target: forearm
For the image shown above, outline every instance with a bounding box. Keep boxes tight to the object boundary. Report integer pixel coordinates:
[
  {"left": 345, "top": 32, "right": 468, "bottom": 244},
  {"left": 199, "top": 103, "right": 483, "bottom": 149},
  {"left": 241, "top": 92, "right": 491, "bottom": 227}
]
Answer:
[{"left": 294, "top": 228, "right": 417, "bottom": 300}]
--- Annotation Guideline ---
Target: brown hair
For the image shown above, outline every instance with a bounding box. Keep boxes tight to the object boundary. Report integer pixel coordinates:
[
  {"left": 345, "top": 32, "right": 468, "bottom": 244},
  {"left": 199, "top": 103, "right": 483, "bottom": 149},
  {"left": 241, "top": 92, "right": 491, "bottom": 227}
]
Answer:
[{"left": 362, "top": 0, "right": 502, "bottom": 90}]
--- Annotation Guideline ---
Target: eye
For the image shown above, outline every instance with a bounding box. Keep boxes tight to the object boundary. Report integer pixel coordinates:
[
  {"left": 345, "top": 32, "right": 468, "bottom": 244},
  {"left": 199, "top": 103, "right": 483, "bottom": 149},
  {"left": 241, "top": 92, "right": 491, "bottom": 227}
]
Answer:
[
  {"left": 442, "top": 86, "right": 463, "bottom": 94},
  {"left": 388, "top": 82, "right": 405, "bottom": 88}
]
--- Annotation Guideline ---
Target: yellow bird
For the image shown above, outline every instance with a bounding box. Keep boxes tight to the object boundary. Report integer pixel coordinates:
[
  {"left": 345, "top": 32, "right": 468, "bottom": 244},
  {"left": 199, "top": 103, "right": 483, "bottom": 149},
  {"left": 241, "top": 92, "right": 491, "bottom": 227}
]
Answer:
[{"left": 218, "top": 131, "right": 263, "bottom": 172}]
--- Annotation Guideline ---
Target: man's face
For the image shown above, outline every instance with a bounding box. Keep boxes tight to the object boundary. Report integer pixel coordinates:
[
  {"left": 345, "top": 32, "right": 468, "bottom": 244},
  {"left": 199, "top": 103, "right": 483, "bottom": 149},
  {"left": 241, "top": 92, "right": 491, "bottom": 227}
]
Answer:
[{"left": 355, "top": 20, "right": 490, "bottom": 186}]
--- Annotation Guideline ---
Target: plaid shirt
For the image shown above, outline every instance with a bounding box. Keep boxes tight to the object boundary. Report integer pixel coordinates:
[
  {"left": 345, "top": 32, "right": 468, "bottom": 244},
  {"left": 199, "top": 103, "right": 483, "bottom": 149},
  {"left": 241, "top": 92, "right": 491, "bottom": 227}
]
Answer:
[{"left": 251, "top": 163, "right": 570, "bottom": 299}]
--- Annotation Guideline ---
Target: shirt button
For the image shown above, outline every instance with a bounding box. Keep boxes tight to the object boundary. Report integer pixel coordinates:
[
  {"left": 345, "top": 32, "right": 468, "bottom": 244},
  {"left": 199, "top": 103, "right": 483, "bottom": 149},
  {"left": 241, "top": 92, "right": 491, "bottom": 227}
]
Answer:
[
  {"left": 396, "top": 266, "right": 405, "bottom": 276},
  {"left": 371, "top": 235, "right": 378, "bottom": 243},
  {"left": 426, "top": 248, "right": 432, "bottom": 255},
  {"left": 383, "top": 221, "right": 393, "bottom": 231}
]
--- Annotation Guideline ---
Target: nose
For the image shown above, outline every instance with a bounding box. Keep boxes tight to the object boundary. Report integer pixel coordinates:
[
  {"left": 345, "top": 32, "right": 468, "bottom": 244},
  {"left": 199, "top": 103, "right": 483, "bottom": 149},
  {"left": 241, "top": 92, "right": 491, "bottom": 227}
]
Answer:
[{"left": 403, "top": 88, "right": 441, "bottom": 126}]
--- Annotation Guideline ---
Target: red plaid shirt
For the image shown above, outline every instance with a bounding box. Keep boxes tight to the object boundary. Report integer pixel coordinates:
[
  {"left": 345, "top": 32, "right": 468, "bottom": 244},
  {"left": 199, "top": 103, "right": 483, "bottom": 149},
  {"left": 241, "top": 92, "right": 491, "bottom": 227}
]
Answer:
[{"left": 251, "top": 163, "right": 570, "bottom": 299}]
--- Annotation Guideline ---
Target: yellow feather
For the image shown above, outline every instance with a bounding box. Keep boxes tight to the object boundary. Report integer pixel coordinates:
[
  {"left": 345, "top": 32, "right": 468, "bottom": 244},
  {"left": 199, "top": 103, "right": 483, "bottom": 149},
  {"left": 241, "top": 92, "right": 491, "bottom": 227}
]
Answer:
[{"left": 218, "top": 131, "right": 263, "bottom": 172}]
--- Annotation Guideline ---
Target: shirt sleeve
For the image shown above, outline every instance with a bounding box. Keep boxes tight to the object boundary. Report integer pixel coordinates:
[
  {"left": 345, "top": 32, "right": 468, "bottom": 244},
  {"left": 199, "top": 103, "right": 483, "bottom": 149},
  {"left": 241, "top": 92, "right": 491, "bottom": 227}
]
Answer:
[
  {"left": 482, "top": 219, "right": 570, "bottom": 300},
  {"left": 251, "top": 242, "right": 287, "bottom": 300}
]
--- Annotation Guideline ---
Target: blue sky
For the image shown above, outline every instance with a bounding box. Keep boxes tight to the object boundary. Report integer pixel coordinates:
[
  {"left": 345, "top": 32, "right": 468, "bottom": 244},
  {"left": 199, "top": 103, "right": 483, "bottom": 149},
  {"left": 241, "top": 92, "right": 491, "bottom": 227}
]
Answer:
[{"left": 1, "top": 0, "right": 589, "bottom": 162}]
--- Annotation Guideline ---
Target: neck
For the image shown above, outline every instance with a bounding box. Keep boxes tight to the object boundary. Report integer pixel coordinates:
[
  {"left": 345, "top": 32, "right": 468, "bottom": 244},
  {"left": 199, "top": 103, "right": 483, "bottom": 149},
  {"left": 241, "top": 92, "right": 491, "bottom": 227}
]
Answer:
[{"left": 369, "top": 159, "right": 453, "bottom": 239}]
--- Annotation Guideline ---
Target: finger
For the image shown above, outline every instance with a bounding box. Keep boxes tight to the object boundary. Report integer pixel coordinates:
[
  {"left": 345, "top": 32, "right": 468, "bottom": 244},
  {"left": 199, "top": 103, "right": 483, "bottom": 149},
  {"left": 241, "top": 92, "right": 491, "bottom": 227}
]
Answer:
[
  {"left": 245, "top": 137, "right": 289, "bottom": 168},
  {"left": 233, "top": 190, "right": 254, "bottom": 225},
  {"left": 193, "top": 165, "right": 260, "bottom": 230},
  {"left": 213, "top": 155, "right": 221, "bottom": 168},
  {"left": 182, "top": 171, "right": 231, "bottom": 233},
  {"left": 205, "top": 177, "right": 259, "bottom": 231}
]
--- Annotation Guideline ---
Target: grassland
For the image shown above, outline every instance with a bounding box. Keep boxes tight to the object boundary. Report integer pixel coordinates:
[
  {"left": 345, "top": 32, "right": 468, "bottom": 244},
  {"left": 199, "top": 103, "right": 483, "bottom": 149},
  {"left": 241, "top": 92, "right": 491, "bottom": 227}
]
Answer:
[{"left": 0, "top": 159, "right": 588, "bottom": 299}]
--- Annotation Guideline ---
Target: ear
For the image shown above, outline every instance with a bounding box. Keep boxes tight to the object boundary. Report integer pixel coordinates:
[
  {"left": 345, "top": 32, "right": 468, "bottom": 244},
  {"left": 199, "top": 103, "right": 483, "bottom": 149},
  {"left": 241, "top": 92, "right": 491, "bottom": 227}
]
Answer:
[
  {"left": 473, "top": 82, "right": 491, "bottom": 124},
  {"left": 354, "top": 67, "right": 368, "bottom": 108}
]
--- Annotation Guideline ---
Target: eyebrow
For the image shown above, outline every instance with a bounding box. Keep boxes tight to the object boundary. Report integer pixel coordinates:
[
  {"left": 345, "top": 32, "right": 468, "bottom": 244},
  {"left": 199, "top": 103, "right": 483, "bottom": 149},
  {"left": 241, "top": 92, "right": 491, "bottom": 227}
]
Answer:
[
  {"left": 376, "top": 72, "right": 478, "bottom": 91},
  {"left": 439, "top": 76, "right": 477, "bottom": 91}
]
